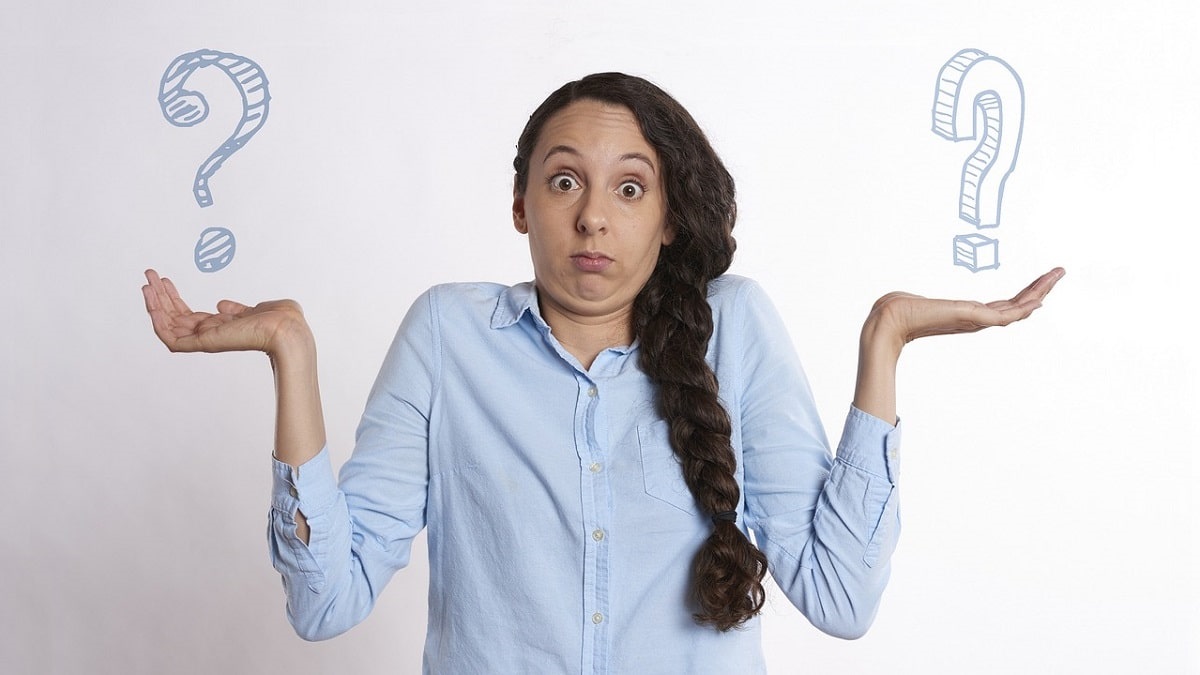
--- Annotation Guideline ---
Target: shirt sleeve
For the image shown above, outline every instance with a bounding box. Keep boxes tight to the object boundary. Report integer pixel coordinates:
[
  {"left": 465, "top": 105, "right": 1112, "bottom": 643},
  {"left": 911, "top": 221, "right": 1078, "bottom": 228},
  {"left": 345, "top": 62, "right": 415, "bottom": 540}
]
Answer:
[
  {"left": 266, "top": 290, "right": 436, "bottom": 641},
  {"left": 733, "top": 280, "right": 901, "bottom": 639}
]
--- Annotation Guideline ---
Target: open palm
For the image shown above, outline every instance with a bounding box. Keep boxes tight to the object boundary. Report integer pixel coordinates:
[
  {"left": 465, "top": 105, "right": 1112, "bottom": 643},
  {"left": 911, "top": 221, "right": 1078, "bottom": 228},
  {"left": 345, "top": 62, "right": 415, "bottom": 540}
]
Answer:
[
  {"left": 873, "top": 267, "right": 1065, "bottom": 346},
  {"left": 141, "top": 269, "right": 305, "bottom": 354}
]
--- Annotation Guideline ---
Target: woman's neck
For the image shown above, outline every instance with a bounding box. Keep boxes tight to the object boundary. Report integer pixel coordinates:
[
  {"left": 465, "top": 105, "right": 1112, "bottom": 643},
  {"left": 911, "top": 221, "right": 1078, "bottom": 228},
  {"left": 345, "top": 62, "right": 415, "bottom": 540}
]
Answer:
[{"left": 536, "top": 294, "right": 634, "bottom": 370}]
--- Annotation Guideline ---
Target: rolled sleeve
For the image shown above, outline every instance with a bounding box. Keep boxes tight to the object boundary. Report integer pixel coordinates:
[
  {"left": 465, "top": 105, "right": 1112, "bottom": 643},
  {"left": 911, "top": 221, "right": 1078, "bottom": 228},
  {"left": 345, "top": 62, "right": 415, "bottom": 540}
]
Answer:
[
  {"left": 835, "top": 405, "right": 901, "bottom": 484},
  {"left": 828, "top": 406, "right": 901, "bottom": 570},
  {"left": 271, "top": 446, "right": 339, "bottom": 519},
  {"left": 268, "top": 446, "right": 344, "bottom": 597}
]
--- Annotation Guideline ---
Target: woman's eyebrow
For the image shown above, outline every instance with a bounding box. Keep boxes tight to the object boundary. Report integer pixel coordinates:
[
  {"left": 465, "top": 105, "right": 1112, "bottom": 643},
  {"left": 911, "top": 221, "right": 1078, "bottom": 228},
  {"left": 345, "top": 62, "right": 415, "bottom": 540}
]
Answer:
[
  {"left": 619, "top": 152, "right": 657, "bottom": 174},
  {"left": 542, "top": 146, "right": 657, "bottom": 174},
  {"left": 543, "top": 145, "right": 580, "bottom": 163}
]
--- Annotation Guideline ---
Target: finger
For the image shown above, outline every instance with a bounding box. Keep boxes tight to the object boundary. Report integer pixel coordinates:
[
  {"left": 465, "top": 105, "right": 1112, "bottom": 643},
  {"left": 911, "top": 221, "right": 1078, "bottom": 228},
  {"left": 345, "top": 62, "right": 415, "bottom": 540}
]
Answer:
[
  {"left": 159, "top": 276, "right": 195, "bottom": 316},
  {"left": 143, "top": 269, "right": 169, "bottom": 312},
  {"left": 144, "top": 270, "right": 190, "bottom": 320},
  {"left": 987, "top": 298, "right": 1044, "bottom": 327},
  {"left": 217, "top": 299, "right": 250, "bottom": 315},
  {"left": 143, "top": 274, "right": 182, "bottom": 341},
  {"left": 1010, "top": 267, "right": 1066, "bottom": 304},
  {"left": 142, "top": 282, "right": 159, "bottom": 313},
  {"left": 1034, "top": 267, "right": 1066, "bottom": 298},
  {"left": 983, "top": 268, "right": 1064, "bottom": 311}
]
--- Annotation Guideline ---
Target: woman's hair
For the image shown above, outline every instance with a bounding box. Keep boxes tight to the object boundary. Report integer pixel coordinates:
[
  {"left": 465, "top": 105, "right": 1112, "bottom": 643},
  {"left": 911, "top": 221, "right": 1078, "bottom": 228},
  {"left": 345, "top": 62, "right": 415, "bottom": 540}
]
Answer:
[{"left": 513, "top": 72, "right": 767, "bottom": 631}]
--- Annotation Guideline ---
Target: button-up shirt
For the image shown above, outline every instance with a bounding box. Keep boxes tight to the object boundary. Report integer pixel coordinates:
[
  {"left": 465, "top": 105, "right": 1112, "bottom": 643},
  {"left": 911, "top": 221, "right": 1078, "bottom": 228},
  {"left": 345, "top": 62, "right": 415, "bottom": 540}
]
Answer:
[{"left": 269, "top": 275, "right": 901, "bottom": 674}]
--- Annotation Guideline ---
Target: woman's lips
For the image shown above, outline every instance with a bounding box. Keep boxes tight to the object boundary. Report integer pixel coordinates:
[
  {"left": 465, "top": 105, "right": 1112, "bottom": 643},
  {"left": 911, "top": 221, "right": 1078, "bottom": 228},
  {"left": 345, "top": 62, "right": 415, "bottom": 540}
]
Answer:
[{"left": 571, "top": 253, "right": 613, "bottom": 272}]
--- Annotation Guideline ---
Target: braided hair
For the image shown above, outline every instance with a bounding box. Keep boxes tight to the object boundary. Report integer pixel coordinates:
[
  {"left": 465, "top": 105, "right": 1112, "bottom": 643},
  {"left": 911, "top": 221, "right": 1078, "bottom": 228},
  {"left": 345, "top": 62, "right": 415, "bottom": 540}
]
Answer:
[{"left": 513, "top": 73, "right": 766, "bottom": 631}]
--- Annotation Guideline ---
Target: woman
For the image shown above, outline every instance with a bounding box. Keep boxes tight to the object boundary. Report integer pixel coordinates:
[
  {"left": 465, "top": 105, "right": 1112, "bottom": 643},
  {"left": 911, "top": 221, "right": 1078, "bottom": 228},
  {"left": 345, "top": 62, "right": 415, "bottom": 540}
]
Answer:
[{"left": 143, "top": 72, "right": 1063, "bottom": 673}]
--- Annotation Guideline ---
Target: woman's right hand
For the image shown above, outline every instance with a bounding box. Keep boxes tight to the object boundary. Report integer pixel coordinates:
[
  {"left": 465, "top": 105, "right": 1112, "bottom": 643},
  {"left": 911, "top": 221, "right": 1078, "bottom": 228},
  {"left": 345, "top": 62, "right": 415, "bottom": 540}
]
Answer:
[{"left": 142, "top": 269, "right": 311, "bottom": 355}]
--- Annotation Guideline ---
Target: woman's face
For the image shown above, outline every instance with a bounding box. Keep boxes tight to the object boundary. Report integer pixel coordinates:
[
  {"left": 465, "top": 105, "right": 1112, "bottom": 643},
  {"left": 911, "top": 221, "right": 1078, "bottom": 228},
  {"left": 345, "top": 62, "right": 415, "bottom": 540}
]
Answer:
[{"left": 514, "top": 99, "right": 674, "bottom": 333}]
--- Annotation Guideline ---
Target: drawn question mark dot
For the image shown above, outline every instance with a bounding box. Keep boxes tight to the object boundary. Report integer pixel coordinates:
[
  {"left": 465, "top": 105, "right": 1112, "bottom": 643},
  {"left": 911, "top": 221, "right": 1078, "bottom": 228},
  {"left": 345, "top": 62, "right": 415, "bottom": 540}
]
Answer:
[
  {"left": 194, "top": 227, "right": 236, "bottom": 273},
  {"left": 159, "top": 48, "right": 270, "bottom": 273},
  {"left": 930, "top": 48, "right": 1025, "bottom": 272}
]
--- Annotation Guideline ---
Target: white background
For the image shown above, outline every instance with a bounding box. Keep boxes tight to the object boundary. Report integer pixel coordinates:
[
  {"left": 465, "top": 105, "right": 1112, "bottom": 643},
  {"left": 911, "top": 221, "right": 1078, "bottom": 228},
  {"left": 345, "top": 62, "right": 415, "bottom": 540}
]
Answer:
[{"left": 2, "top": 1, "right": 1196, "bottom": 673}]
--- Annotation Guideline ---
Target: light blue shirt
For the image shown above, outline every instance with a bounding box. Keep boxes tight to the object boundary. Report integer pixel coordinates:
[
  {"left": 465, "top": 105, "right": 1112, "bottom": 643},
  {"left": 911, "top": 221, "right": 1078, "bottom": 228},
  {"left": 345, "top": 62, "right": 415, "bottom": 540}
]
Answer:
[{"left": 269, "top": 275, "right": 901, "bottom": 674}]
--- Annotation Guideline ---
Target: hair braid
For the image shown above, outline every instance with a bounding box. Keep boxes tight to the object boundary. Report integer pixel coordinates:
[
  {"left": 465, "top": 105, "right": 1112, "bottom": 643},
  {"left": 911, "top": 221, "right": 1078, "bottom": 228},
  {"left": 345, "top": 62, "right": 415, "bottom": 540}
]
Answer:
[{"left": 635, "top": 262, "right": 767, "bottom": 632}]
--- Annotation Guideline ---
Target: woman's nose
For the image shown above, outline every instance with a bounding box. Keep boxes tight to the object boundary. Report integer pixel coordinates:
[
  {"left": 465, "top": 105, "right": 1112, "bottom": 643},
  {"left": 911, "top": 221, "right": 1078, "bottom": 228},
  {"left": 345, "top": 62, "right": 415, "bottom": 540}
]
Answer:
[{"left": 576, "top": 188, "right": 608, "bottom": 235}]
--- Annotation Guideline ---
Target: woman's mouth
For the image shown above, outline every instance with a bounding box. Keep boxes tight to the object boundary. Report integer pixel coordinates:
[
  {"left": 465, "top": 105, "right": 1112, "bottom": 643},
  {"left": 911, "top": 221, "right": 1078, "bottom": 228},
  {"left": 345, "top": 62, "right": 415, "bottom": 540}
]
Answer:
[{"left": 571, "top": 253, "right": 613, "bottom": 272}]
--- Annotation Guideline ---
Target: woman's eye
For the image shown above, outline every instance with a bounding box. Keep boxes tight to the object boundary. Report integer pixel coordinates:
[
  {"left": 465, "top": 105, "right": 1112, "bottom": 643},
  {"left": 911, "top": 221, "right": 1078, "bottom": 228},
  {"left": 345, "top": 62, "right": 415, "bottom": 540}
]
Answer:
[
  {"left": 550, "top": 174, "right": 579, "bottom": 191},
  {"left": 618, "top": 181, "right": 644, "bottom": 200}
]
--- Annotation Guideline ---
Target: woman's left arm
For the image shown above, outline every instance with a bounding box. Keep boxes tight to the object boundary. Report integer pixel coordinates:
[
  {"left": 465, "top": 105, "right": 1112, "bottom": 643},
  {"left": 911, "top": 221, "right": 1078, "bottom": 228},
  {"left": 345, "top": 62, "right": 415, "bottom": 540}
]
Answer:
[
  {"left": 853, "top": 267, "right": 1065, "bottom": 424},
  {"left": 739, "top": 267, "right": 1064, "bottom": 637}
]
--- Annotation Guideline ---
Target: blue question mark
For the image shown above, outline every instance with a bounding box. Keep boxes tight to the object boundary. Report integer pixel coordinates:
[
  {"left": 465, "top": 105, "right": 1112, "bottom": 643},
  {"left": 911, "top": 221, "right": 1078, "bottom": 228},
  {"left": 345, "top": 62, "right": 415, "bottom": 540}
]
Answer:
[
  {"left": 931, "top": 48, "right": 1025, "bottom": 272},
  {"left": 159, "top": 49, "right": 271, "bottom": 273}
]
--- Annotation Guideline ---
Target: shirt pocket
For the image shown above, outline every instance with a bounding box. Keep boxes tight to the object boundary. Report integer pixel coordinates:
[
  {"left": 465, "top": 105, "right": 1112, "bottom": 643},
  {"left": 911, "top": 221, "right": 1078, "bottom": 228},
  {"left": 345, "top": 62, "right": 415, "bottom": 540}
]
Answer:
[{"left": 637, "top": 420, "right": 701, "bottom": 515}]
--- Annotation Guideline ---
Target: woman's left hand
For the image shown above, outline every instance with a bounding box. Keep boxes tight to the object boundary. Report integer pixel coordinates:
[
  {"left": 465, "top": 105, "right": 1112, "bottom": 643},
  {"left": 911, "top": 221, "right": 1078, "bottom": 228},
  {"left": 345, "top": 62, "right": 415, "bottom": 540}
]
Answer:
[
  {"left": 868, "top": 267, "right": 1066, "bottom": 350},
  {"left": 853, "top": 267, "right": 1064, "bottom": 424}
]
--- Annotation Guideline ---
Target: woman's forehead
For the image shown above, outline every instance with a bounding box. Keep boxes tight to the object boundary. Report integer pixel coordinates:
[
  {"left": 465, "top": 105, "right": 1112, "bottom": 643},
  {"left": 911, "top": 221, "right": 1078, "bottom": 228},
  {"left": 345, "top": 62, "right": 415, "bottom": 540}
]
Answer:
[{"left": 533, "top": 100, "right": 655, "bottom": 162}]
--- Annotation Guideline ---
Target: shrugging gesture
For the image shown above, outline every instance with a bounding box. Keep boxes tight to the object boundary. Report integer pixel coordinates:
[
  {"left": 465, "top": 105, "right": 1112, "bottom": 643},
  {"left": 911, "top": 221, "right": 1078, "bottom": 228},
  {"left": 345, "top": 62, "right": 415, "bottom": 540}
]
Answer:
[{"left": 140, "top": 72, "right": 1068, "bottom": 667}]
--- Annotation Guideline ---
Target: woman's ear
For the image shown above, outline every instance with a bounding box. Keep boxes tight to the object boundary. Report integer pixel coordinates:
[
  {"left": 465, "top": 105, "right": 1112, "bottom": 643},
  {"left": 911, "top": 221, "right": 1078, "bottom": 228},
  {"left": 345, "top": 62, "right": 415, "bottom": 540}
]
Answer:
[
  {"left": 512, "top": 188, "right": 528, "bottom": 234},
  {"left": 661, "top": 219, "right": 676, "bottom": 246}
]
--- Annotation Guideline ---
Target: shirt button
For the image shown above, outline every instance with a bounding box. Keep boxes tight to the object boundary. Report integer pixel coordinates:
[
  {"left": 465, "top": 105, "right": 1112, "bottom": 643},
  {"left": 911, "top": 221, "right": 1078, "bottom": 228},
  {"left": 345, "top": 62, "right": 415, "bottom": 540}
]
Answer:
[
  {"left": 592, "top": 529, "right": 605, "bottom": 542},
  {"left": 589, "top": 462, "right": 602, "bottom": 473},
  {"left": 592, "top": 612, "right": 604, "bottom": 624},
  {"left": 587, "top": 386, "right": 598, "bottom": 397}
]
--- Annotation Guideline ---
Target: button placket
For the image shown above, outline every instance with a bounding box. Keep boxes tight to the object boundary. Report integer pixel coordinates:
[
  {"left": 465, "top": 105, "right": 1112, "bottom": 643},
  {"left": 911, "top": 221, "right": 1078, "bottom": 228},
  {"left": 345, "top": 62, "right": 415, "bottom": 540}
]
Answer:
[{"left": 575, "top": 373, "right": 612, "bottom": 667}]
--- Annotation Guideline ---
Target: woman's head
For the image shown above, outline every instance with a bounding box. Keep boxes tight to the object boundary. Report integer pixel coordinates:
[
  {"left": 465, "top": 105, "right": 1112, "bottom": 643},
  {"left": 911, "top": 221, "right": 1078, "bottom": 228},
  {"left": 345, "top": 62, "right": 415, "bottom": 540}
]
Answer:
[
  {"left": 513, "top": 74, "right": 766, "bottom": 632},
  {"left": 513, "top": 73, "right": 738, "bottom": 289},
  {"left": 512, "top": 98, "right": 673, "bottom": 330}
]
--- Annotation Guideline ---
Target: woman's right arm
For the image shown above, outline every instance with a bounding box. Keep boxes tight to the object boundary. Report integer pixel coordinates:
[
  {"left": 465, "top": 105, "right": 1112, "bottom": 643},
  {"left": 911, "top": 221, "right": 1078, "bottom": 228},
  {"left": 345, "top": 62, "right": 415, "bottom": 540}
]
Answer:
[
  {"left": 142, "top": 270, "right": 431, "bottom": 640},
  {"left": 142, "top": 269, "right": 326, "bottom": 541}
]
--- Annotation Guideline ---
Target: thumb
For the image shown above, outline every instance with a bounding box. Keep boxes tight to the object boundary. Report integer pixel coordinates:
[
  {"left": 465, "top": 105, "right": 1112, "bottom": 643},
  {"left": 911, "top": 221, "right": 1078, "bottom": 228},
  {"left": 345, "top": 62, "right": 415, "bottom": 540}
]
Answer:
[{"left": 217, "top": 299, "right": 250, "bottom": 315}]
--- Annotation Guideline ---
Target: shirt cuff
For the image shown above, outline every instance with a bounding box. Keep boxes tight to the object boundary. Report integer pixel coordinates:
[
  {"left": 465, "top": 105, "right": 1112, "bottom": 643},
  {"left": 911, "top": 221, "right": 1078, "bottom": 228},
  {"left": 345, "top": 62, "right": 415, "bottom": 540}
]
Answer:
[
  {"left": 835, "top": 405, "right": 902, "bottom": 483},
  {"left": 271, "top": 446, "right": 339, "bottom": 517}
]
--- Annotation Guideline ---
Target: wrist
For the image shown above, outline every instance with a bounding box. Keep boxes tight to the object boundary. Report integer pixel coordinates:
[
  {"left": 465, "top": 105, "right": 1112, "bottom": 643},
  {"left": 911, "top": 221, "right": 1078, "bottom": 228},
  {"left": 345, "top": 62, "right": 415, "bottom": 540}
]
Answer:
[
  {"left": 860, "top": 311, "right": 904, "bottom": 365},
  {"left": 268, "top": 316, "right": 317, "bottom": 369}
]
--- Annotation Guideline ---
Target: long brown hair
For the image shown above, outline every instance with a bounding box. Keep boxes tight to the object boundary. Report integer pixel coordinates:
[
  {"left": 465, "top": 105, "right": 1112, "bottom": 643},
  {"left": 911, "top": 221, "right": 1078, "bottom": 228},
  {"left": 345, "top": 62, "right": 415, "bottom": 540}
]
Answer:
[{"left": 513, "top": 73, "right": 767, "bottom": 631}]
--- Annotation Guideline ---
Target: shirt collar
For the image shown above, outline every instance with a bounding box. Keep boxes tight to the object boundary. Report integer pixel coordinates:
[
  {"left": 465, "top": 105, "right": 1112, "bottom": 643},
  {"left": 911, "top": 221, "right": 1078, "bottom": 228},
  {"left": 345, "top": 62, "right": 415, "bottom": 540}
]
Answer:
[
  {"left": 490, "top": 281, "right": 542, "bottom": 330},
  {"left": 489, "top": 281, "right": 637, "bottom": 356}
]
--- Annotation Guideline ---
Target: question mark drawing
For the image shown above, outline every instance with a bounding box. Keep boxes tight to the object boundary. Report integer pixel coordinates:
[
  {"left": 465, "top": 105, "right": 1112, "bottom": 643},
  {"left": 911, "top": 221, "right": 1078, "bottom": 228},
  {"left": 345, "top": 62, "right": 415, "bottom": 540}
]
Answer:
[
  {"left": 931, "top": 48, "right": 1025, "bottom": 272},
  {"left": 193, "top": 227, "right": 236, "bottom": 273},
  {"left": 158, "top": 49, "right": 271, "bottom": 272}
]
